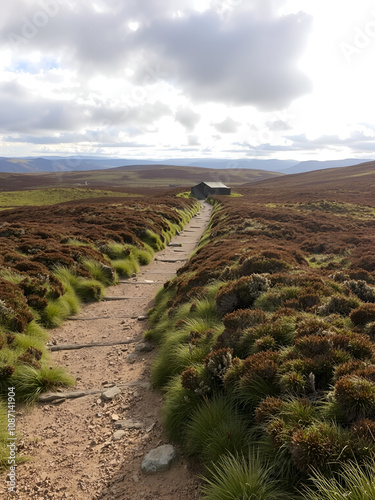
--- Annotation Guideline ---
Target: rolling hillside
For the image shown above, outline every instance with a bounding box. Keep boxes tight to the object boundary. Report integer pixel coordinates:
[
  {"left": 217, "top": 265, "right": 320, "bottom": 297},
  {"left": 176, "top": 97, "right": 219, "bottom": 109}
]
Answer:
[
  {"left": 0, "top": 164, "right": 283, "bottom": 191},
  {"left": 240, "top": 160, "right": 375, "bottom": 205}
]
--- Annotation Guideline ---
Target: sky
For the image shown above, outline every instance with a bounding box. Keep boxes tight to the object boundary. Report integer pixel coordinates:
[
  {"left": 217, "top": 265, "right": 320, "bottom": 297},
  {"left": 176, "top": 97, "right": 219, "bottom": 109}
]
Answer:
[{"left": 1, "top": 0, "right": 375, "bottom": 161}]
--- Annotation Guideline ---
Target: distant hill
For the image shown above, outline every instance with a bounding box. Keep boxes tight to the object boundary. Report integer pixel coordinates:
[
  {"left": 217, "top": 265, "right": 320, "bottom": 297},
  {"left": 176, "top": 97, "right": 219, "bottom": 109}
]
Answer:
[
  {"left": 0, "top": 164, "right": 283, "bottom": 191},
  {"left": 1, "top": 156, "right": 371, "bottom": 174},
  {"left": 240, "top": 160, "right": 375, "bottom": 204},
  {"left": 282, "top": 158, "right": 371, "bottom": 174},
  {"left": 0, "top": 156, "right": 298, "bottom": 173}
]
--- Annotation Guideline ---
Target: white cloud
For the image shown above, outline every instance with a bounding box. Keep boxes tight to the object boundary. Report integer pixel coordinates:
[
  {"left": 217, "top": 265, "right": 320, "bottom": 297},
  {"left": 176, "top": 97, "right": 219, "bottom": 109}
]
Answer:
[{"left": 212, "top": 117, "right": 239, "bottom": 133}]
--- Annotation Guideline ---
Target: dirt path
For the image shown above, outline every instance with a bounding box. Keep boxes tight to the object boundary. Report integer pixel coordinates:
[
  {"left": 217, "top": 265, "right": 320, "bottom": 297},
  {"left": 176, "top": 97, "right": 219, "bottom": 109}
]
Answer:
[{"left": 2, "top": 202, "right": 212, "bottom": 500}]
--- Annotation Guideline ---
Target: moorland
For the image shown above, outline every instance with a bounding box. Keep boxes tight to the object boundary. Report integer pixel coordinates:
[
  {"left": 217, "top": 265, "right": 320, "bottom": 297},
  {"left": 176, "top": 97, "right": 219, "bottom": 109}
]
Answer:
[
  {"left": 145, "top": 160, "right": 375, "bottom": 499},
  {"left": 0, "top": 189, "right": 199, "bottom": 469},
  {"left": 0, "top": 159, "right": 375, "bottom": 499},
  {"left": 0, "top": 163, "right": 282, "bottom": 192}
]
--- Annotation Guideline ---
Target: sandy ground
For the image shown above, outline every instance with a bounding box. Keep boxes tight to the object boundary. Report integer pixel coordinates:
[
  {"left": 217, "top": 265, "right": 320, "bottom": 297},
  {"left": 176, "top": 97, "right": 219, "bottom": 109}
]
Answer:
[{"left": 1, "top": 202, "right": 212, "bottom": 500}]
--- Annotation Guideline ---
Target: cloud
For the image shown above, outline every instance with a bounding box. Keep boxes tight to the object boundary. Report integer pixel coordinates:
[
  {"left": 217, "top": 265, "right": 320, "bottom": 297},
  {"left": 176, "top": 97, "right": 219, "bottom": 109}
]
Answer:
[
  {"left": 3, "top": 2, "right": 312, "bottom": 107},
  {"left": 267, "top": 120, "right": 292, "bottom": 132},
  {"left": 0, "top": 77, "right": 172, "bottom": 135},
  {"left": 132, "top": 9, "right": 313, "bottom": 109},
  {"left": 187, "top": 135, "right": 200, "bottom": 146},
  {"left": 175, "top": 107, "right": 201, "bottom": 131},
  {"left": 212, "top": 117, "right": 239, "bottom": 133}
]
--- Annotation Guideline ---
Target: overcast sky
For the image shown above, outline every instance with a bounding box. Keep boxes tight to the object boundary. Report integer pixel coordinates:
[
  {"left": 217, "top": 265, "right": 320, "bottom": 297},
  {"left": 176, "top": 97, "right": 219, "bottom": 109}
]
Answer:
[{"left": 1, "top": 0, "right": 375, "bottom": 161}]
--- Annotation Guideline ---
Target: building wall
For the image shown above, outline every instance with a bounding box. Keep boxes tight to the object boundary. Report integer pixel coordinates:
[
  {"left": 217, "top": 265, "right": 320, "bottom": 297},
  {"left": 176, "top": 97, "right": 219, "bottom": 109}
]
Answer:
[{"left": 191, "top": 184, "right": 231, "bottom": 198}]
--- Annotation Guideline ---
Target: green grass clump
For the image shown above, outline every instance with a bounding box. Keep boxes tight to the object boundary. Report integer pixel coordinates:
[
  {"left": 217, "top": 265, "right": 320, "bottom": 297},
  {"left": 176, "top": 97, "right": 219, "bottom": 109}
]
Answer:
[
  {"left": 53, "top": 265, "right": 105, "bottom": 309},
  {"left": 39, "top": 297, "right": 72, "bottom": 328},
  {"left": 302, "top": 459, "right": 375, "bottom": 500},
  {"left": 162, "top": 376, "right": 203, "bottom": 444},
  {"left": 200, "top": 452, "right": 292, "bottom": 500},
  {"left": 152, "top": 342, "right": 194, "bottom": 388},
  {"left": 81, "top": 259, "right": 115, "bottom": 286},
  {"left": 111, "top": 258, "right": 139, "bottom": 278},
  {"left": 132, "top": 245, "right": 154, "bottom": 265},
  {"left": 24, "top": 320, "right": 49, "bottom": 342},
  {"left": 141, "top": 229, "right": 165, "bottom": 251},
  {"left": 185, "top": 396, "right": 250, "bottom": 463},
  {"left": 10, "top": 365, "right": 75, "bottom": 403},
  {"left": 0, "top": 269, "right": 25, "bottom": 285}
]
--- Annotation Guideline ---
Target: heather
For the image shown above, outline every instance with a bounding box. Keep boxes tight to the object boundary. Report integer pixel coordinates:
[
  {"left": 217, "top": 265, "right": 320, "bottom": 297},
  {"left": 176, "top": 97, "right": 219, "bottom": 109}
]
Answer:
[{"left": 147, "top": 190, "right": 375, "bottom": 498}]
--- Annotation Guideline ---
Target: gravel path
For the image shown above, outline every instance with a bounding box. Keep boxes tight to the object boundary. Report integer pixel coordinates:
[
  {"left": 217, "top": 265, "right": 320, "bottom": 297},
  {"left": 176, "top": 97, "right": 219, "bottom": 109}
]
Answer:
[{"left": 1, "top": 202, "right": 212, "bottom": 500}]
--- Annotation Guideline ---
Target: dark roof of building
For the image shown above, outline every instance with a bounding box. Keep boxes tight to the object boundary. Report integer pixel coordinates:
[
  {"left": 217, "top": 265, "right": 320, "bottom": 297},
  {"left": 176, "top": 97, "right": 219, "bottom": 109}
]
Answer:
[{"left": 194, "top": 182, "right": 230, "bottom": 188}]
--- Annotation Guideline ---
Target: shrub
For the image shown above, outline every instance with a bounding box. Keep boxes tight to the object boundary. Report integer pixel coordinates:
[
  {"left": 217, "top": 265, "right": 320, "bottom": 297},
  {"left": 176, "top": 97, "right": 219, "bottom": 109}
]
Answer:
[
  {"left": 302, "top": 356, "right": 336, "bottom": 391},
  {"left": 0, "top": 279, "right": 34, "bottom": 333},
  {"left": 254, "top": 335, "right": 277, "bottom": 352},
  {"left": 205, "top": 348, "right": 233, "bottom": 382},
  {"left": 223, "top": 358, "right": 245, "bottom": 390},
  {"left": 318, "top": 295, "right": 360, "bottom": 317},
  {"left": 289, "top": 423, "right": 349, "bottom": 474},
  {"left": 334, "top": 360, "right": 367, "bottom": 381},
  {"left": 27, "top": 294, "right": 48, "bottom": 311},
  {"left": 350, "top": 304, "right": 375, "bottom": 327},
  {"left": 223, "top": 309, "right": 267, "bottom": 332},
  {"left": 294, "top": 335, "right": 331, "bottom": 357},
  {"left": 298, "top": 292, "right": 321, "bottom": 311},
  {"left": 345, "top": 279, "right": 375, "bottom": 303},
  {"left": 279, "top": 371, "right": 306, "bottom": 396},
  {"left": 215, "top": 285, "right": 238, "bottom": 317},
  {"left": 351, "top": 419, "right": 375, "bottom": 445},
  {"left": 237, "top": 254, "right": 290, "bottom": 276},
  {"left": 294, "top": 318, "right": 330, "bottom": 339},
  {"left": 365, "top": 321, "right": 375, "bottom": 339},
  {"left": 254, "top": 286, "right": 300, "bottom": 312},
  {"left": 330, "top": 332, "right": 374, "bottom": 359},
  {"left": 334, "top": 375, "right": 375, "bottom": 422},
  {"left": 215, "top": 275, "right": 270, "bottom": 317},
  {"left": 255, "top": 397, "right": 284, "bottom": 424}
]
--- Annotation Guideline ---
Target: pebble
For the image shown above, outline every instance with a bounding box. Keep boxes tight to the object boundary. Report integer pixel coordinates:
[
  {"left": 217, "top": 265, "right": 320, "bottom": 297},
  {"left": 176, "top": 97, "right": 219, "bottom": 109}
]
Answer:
[
  {"left": 127, "top": 353, "right": 138, "bottom": 364},
  {"left": 112, "top": 430, "right": 126, "bottom": 441},
  {"left": 141, "top": 444, "right": 178, "bottom": 474},
  {"left": 135, "top": 342, "right": 155, "bottom": 353},
  {"left": 101, "top": 386, "right": 121, "bottom": 401},
  {"left": 114, "top": 418, "right": 145, "bottom": 430}
]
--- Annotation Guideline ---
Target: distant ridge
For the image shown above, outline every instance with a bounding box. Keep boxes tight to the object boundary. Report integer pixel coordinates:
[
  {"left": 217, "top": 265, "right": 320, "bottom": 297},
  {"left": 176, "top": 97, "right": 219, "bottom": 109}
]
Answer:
[
  {"left": 0, "top": 163, "right": 283, "bottom": 191},
  {"left": 0, "top": 157, "right": 370, "bottom": 174}
]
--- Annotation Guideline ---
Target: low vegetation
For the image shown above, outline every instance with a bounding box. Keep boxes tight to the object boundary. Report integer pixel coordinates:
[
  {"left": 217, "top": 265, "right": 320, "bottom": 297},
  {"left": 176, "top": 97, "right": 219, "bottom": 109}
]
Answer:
[
  {"left": 0, "top": 193, "right": 200, "bottom": 469},
  {"left": 0, "top": 187, "right": 141, "bottom": 209},
  {"left": 146, "top": 191, "right": 375, "bottom": 499}
]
